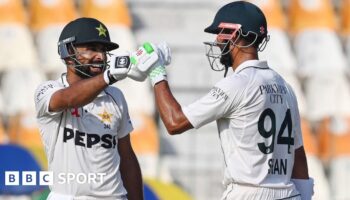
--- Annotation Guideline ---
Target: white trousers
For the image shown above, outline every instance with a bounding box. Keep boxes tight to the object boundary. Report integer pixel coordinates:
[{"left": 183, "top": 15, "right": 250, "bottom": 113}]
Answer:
[
  {"left": 47, "top": 192, "right": 127, "bottom": 200},
  {"left": 47, "top": 192, "right": 73, "bottom": 200},
  {"left": 221, "top": 183, "right": 301, "bottom": 200}
]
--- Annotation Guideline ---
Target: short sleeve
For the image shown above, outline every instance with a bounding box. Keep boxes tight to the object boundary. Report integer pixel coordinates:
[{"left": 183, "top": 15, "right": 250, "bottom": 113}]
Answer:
[
  {"left": 106, "top": 87, "right": 133, "bottom": 139},
  {"left": 117, "top": 95, "right": 133, "bottom": 139},
  {"left": 182, "top": 78, "right": 240, "bottom": 129},
  {"left": 34, "top": 81, "right": 63, "bottom": 118}
]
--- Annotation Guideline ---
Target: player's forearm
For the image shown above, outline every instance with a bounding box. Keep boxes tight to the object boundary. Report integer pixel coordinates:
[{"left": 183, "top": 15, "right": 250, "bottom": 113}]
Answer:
[
  {"left": 50, "top": 74, "right": 107, "bottom": 111},
  {"left": 291, "top": 146, "right": 314, "bottom": 200},
  {"left": 120, "top": 153, "right": 143, "bottom": 200},
  {"left": 154, "top": 81, "right": 193, "bottom": 134},
  {"left": 292, "top": 146, "right": 309, "bottom": 179}
]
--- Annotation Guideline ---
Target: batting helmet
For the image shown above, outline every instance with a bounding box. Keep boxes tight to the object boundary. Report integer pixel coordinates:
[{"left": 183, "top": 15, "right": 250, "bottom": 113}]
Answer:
[
  {"left": 203, "top": 1, "right": 269, "bottom": 77},
  {"left": 205, "top": 1, "right": 268, "bottom": 43},
  {"left": 58, "top": 17, "right": 119, "bottom": 59}
]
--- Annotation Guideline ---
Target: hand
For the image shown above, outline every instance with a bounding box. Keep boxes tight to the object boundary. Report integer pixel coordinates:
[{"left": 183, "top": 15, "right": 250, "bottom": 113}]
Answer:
[
  {"left": 157, "top": 42, "right": 171, "bottom": 66},
  {"left": 148, "top": 42, "right": 171, "bottom": 86},
  {"left": 127, "top": 42, "right": 171, "bottom": 86},
  {"left": 127, "top": 43, "right": 159, "bottom": 81},
  {"left": 103, "top": 52, "right": 131, "bottom": 85}
]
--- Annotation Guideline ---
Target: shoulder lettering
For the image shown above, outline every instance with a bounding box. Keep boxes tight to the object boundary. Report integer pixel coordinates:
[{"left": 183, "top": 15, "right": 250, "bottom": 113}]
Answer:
[
  {"left": 209, "top": 87, "right": 229, "bottom": 101},
  {"left": 35, "top": 82, "right": 58, "bottom": 102}
]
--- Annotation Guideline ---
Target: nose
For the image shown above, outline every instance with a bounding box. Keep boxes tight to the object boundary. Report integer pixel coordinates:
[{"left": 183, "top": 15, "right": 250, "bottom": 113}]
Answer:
[{"left": 93, "top": 51, "right": 105, "bottom": 61}]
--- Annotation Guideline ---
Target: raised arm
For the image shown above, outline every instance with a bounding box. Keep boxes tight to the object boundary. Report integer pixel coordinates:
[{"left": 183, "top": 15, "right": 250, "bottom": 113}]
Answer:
[
  {"left": 49, "top": 51, "right": 132, "bottom": 112},
  {"left": 49, "top": 73, "right": 107, "bottom": 112},
  {"left": 126, "top": 42, "right": 193, "bottom": 135},
  {"left": 153, "top": 81, "right": 193, "bottom": 135}
]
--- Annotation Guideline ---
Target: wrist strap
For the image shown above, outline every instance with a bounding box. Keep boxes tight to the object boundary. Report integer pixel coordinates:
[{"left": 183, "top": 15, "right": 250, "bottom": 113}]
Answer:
[
  {"left": 103, "top": 70, "right": 118, "bottom": 85},
  {"left": 149, "top": 65, "right": 167, "bottom": 86}
]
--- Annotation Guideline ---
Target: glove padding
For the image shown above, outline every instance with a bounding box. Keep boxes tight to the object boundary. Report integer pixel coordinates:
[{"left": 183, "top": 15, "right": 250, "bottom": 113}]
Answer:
[
  {"left": 103, "top": 52, "right": 131, "bottom": 85},
  {"left": 157, "top": 42, "right": 171, "bottom": 66},
  {"left": 148, "top": 65, "right": 167, "bottom": 86},
  {"left": 127, "top": 42, "right": 171, "bottom": 85}
]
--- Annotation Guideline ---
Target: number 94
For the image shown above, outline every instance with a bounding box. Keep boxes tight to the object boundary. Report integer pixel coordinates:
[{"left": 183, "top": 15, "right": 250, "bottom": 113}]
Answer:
[{"left": 257, "top": 108, "right": 294, "bottom": 154}]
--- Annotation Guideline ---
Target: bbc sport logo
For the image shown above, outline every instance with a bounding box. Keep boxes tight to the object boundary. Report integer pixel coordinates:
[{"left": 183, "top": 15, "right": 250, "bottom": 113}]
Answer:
[{"left": 5, "top": 171, "right": 106, "bottom": 186}]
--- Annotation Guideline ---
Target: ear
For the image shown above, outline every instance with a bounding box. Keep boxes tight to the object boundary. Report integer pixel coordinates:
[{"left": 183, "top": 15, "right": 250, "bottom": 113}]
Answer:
[
  {"left": 227, "top": 40, "right": 236, "bottom": 50},
  {"left": 64, "top": 58, "right": 75, "bottom": 66}
]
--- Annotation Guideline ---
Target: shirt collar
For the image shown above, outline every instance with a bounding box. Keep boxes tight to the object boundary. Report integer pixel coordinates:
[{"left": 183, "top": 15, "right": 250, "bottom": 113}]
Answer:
[
  {"left": 234, "top": 60, "right": 269, "bottom": 73},
  {"left": 60, "top": 73, "right": 106, "bottom": 97},
  {"left": 61, "top": 73, "right": 69, "bottom": 87}
]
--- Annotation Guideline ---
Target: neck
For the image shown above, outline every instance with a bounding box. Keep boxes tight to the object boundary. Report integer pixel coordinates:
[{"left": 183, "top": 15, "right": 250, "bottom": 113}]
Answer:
[
  {"left": 231, "top": 46, "right": 259, "bottom": 71},
  {"left": 66, "top": 66, "right": 83, "bottom": 85}
]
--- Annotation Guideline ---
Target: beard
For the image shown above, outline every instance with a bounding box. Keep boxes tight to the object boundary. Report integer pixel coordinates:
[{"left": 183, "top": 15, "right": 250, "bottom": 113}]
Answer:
[
  {"left": 219, "top": 41, "right": 233, "bottom": 67},
  {"left": 220, "top": 53, "right": 233, "bottom": 67},
  {"left": 74, "top": 61, "right": 106, "bottom": 79}
]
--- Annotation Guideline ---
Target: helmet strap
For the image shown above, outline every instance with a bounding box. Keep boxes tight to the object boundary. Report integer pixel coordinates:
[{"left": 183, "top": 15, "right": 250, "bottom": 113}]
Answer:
[
  {"left": 257, "top": 34, "right": 270, "bottom": 52},
  {"left": 224, "top": 65, "right": 229, "bottom": 77},
  {"left": 73, "top": 61, "right": 92, "bottom": 79}
]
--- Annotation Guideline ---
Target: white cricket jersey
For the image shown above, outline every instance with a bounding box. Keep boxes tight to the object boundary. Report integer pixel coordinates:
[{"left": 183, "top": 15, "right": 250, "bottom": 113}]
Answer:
[
  {"left": 183, "top": 60, "right": 303, "bottom": 188},
  {"left": 34, "top": 74, "right": 133, "bottom": 200}
]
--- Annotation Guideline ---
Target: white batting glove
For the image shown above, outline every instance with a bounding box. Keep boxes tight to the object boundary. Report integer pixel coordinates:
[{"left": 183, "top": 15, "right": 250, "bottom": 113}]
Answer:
[
  {"left": 292, "top": 178, "right": 314, "bottom": 200},
  {"left": 148, "top": 42, "right": 171, "bottom": 86},
  {"left": 127, "top": 43, "right": 159, "bottom": 81},
  {"left": 103, "top": 52, "right": 131, "bottom": 85},
  {"left": 156, "top": 42, "right": 171, "bottom": 66},
  {"left": 127, "top": 42, "right": 171, "bottom": 85}
]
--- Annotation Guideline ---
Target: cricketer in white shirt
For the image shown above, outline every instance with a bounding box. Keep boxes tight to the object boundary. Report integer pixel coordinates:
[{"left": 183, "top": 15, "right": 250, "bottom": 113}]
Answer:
[
  {"left": 131, "top": 1, "right": 313, "bottom": 199},
  {"left": 183, "top": 60, "right": 303, "bottom": 188},
  {"left": 35, "top": 74, "right": 133, "bottom": 200}
]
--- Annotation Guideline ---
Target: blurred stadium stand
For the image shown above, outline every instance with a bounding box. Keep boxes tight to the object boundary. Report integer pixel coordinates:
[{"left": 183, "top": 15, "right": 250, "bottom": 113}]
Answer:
[
  {"left": 0, "top": 0, "right": 38, "bottom": 72},
  {"left": 0, "top": 92, "right": 6, "bottom": 144},
  {"left": 29, "top": 0, "right": 77, "bottom": 78},
  {"left": 0, "top": 0, "right": 350, "bottom": 199}
]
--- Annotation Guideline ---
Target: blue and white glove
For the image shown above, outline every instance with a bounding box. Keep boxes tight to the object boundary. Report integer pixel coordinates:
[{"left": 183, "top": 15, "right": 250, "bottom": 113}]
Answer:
[
  {"left": 127, "top": 42, "right": 171, "bottom": 86},
  {"left": 148, "top": 42, "right": 171, "bottom": 86},
  {"left": 103, "top": 52, "right": 131, "bottom": 85},
  {"left": 156, "top": 42, "right": 171, "bottom": 66},
  {"left": 291, "top": 178, "right": 314, "bottom": 200}
]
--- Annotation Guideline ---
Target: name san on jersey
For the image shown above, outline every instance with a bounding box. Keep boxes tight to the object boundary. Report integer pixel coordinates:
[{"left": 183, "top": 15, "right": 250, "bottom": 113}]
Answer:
[{"left": 268, "top": 158, "right": 287, "bottom": 175}]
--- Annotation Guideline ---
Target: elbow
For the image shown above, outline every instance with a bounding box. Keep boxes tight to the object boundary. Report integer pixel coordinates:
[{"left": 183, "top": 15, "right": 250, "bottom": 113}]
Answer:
[
  {"left": 165, "top": 122, "right": 183, "bottom": 135},
  {"left": 165, "top": 119, "right": 191, "bottom": 135},
  {"left": 167, "top": 128, "right": 182, "bottom": 135},
  {"left": 161, "top": 109, "right": 191, "bottom": 135}
]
